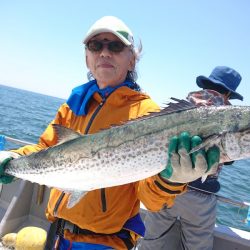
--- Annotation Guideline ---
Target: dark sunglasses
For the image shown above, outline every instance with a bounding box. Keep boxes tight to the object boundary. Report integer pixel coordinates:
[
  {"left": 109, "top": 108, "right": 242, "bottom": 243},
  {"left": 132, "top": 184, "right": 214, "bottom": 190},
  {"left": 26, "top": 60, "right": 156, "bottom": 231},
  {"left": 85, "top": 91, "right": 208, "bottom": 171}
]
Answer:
[{"left": 86, "top": 40, "right": 127, "bottom": 53}]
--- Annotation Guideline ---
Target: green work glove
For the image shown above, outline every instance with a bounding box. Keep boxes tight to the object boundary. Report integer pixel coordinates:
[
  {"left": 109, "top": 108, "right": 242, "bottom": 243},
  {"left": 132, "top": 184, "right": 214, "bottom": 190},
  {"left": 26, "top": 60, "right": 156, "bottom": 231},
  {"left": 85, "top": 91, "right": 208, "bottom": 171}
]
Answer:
[
  {"left": 0, "top": 151, "right": 19, "bottom": 184},
  {"left": 160, "top": 132, "right": 220, "bottom": 183}
]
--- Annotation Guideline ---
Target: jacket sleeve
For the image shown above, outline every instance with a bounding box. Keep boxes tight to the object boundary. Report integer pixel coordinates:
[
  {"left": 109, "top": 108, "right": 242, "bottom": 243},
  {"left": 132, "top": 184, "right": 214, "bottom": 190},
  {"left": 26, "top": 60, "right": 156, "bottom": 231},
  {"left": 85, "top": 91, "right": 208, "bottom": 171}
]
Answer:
[
  {"left": 11, "top": 103, "right": 70, "bottom": 156},
  {"left": 137, "top": 174, "right": 187, "bottom": 212}
]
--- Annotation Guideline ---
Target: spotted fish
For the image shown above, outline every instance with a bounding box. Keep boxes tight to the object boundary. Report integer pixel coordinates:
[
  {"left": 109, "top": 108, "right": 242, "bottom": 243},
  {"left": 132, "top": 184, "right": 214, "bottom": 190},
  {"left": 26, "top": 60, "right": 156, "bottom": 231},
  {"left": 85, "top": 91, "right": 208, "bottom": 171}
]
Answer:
[{"left": 4, "top": 99, "right": 250, "bottom": 207}]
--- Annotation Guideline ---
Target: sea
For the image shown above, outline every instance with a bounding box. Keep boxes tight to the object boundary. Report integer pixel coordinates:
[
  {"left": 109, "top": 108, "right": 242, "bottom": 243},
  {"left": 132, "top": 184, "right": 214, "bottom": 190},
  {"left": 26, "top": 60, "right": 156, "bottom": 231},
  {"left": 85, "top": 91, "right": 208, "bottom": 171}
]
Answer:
[{"left": 0, "top": 84, "right": 250, "bottom": 233}]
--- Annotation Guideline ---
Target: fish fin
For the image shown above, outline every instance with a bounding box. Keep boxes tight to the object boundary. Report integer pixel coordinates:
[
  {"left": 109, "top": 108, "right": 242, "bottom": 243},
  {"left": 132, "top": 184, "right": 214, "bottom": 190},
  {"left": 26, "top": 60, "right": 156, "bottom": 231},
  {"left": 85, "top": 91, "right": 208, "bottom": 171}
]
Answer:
[
  {"left": 138, "top": 98, "right": 196, "bottom": 120},
  {"left": 67, "top": 190, "right": 88, "bottom": 208},
  {"left": 52, "top": 124, "right": 82, "bottom": 145},
  {"left": 99, "top": 98, "right": 196, "bottom": 130},
  {"left": 189, "top": 134, "right": 221, "bottom": 154},
  {"left": 201, "top": 174, "right": 208, "bottom": 183},
  {"left": 141, "top": 98, "right": 196, "bottom": 118},
  {"left": 117, "top": 99, "right": 196, "bottom": 127},
  {"left": 162, "top": 98, "right": 196, "bottom": 113}
]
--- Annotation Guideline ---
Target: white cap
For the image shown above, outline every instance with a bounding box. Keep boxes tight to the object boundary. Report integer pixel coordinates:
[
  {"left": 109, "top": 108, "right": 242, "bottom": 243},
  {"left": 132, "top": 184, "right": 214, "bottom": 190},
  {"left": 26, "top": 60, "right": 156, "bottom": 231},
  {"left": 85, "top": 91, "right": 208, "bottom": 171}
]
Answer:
[{"left": 83, "top": 16, "right": 134, "bottom": 46}]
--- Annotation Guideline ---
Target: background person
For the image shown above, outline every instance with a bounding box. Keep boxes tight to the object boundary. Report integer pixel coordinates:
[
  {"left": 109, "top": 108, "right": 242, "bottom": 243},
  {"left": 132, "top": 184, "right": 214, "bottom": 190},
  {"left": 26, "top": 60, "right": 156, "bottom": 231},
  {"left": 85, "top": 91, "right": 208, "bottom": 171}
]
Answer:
[
  {"left": 138, "top": 66, "right": 243, "bottom": 250},
  {"left": 0, "top": 16, "right": 219, "bottom": 250}
]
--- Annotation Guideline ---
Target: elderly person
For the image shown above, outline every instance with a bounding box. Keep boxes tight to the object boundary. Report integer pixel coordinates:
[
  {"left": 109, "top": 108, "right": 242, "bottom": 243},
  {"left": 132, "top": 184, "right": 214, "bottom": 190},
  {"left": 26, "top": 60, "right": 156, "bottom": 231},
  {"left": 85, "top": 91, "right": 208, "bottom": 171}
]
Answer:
[{"left": 0, "top": 16, "right": 218, "bottom": 250}]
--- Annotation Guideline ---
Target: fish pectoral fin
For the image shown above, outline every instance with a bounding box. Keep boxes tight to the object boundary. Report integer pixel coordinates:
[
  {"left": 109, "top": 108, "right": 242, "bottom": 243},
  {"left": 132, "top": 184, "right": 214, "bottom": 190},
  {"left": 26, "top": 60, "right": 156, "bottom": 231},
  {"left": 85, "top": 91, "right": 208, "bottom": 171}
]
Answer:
[
  {"left": 201, "top": 174, "right": 208, "bottom": 183},
  {"left": 67, "top": 190, "right": 88, "bottom": 208},
  {"left": 189, "top": 134, "right": 221, "bottom": 154}
]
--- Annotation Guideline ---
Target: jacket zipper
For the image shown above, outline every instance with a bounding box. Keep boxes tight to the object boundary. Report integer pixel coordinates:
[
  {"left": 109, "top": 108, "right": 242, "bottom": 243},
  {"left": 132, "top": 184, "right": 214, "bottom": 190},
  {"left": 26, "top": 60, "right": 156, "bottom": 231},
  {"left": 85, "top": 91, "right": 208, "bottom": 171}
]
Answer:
[
  {"left": 53, "top": 192, "right": 65, "bottom": 217},
  {"left": 84, "top": 99, "right": 105, "bottom": 134},
  {"left": 53, "top": 98, "right": 106, "bottom": 217}
]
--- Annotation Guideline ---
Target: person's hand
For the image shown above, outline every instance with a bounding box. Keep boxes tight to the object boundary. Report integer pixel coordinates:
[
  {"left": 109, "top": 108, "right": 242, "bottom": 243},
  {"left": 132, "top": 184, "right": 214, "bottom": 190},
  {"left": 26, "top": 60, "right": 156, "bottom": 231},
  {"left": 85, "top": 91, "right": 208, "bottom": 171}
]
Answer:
[
  {"left": 0, "top": 151, "right": 20, "bottom": 184},
  {"left": 160, "top": 132, "right": 220, "bottom": 183}
]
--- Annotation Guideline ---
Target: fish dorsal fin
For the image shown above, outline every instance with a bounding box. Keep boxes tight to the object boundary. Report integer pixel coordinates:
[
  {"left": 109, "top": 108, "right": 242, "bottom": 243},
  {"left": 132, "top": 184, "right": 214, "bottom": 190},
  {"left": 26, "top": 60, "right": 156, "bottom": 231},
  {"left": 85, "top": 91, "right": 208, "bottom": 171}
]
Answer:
[
  {"left": 161, "top": 98, "right": 196, "bottom": 114},
  {"left": 104, "top": 98, "right": 196, "bottom": 130},
  {"left": 126, "top": 98, "right": 196, "bottom": 123},
  {"left": 52, "top": 124, "right": 82, "bottom": 145}
]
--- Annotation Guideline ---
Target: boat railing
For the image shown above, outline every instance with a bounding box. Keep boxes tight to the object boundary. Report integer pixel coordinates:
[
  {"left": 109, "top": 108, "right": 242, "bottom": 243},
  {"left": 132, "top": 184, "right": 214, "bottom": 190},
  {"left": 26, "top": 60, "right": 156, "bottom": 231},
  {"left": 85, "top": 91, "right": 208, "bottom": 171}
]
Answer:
[{"left": 0, "top": 134, "right": 33, "bottom": 149}]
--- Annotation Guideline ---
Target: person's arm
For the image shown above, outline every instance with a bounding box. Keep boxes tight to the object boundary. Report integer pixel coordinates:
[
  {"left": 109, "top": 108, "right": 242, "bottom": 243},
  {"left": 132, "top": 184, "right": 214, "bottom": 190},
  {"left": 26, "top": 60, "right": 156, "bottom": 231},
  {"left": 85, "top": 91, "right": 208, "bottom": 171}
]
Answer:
[{"left": 138, "top": 174, "right": 187, "bottom": 211}]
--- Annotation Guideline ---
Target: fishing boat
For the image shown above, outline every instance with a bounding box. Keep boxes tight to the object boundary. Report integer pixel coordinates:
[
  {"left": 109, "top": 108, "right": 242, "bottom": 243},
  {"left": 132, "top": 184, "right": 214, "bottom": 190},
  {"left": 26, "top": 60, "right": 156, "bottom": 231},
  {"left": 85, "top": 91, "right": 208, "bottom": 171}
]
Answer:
[{"left": 0, "top": 136, "right": 250, "bottom": 249}]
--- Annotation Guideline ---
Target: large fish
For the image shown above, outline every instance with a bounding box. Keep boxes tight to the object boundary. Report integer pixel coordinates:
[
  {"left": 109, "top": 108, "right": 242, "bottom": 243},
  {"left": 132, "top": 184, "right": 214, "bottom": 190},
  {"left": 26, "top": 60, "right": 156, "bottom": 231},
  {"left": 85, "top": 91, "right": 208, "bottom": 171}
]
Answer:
[{"left": 4, "top": 99, "right": 250, "bottom": 207}]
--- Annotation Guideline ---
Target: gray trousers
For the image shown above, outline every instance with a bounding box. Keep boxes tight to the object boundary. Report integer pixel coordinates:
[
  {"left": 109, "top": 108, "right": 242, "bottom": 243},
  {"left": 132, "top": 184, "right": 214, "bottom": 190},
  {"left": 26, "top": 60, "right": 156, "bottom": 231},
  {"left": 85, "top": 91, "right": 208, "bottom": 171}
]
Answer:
[{"left": 138, "top": 189, "right": 217, "bottom": 250}]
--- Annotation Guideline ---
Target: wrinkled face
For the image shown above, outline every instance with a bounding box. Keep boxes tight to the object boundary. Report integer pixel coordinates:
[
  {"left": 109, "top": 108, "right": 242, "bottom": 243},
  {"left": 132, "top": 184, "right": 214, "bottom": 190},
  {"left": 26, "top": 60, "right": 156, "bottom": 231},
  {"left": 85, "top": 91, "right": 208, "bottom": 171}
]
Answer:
[{"left": 85, "top": 32, "right": 135, "bottom": 89}]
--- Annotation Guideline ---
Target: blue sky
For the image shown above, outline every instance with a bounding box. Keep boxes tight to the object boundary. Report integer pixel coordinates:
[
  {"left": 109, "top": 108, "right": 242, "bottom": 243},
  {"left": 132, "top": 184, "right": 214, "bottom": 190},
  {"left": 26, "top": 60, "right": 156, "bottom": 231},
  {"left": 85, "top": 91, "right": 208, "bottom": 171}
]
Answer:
[{"left": 0, "top": 0, "right": 250, "bottom": 106}]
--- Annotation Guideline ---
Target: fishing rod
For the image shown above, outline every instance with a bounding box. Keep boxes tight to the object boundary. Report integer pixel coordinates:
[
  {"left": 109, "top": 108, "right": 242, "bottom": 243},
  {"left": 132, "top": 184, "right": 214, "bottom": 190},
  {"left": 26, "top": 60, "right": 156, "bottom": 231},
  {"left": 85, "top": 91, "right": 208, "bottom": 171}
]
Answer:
[
  {"left": 188, "top": 185, "right": 250, "bottom": 207},
  {"left": 216, "top": 194, "right": 250, "bottom": 208},
  {"left": 188, "top": 185, "right": 250, "bottom": 225}
]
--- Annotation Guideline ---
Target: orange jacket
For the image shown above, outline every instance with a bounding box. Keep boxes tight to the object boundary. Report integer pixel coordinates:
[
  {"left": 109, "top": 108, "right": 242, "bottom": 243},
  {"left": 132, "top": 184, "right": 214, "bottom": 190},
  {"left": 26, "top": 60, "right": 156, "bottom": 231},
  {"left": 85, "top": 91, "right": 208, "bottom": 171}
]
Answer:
[{"left": 13, "top": 86, "right": 186, "bottom": 248}]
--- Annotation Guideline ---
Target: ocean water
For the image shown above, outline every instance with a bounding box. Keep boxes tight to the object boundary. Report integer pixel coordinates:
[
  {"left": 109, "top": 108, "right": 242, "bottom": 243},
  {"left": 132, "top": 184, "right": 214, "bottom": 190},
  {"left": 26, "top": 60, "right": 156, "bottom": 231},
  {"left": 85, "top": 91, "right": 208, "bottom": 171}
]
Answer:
[{"left": 0, "top": 84, "right": 250, "bottom": 232}]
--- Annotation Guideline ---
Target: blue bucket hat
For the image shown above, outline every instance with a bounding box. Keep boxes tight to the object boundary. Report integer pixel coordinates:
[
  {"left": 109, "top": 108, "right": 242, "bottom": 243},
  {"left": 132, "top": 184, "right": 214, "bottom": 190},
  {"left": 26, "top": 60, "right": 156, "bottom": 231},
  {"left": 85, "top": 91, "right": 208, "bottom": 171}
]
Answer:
[{"left": 196, "top": 66, "right": 243, "bottom": 100}]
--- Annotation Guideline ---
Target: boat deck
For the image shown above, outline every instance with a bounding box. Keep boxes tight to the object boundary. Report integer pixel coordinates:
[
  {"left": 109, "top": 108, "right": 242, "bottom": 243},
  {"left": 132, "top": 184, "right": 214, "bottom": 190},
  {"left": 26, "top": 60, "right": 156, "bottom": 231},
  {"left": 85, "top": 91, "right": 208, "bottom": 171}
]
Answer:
[{"left": 0, "top": 180, "right": 249, "bottom": 249}]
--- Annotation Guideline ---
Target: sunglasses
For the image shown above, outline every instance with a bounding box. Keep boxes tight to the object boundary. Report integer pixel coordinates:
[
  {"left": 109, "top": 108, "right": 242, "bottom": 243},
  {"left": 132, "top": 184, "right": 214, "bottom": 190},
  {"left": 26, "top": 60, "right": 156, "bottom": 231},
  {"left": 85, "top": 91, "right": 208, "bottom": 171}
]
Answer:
[{"left": 86, "top": 40, "right": 127, "bottom": 53}]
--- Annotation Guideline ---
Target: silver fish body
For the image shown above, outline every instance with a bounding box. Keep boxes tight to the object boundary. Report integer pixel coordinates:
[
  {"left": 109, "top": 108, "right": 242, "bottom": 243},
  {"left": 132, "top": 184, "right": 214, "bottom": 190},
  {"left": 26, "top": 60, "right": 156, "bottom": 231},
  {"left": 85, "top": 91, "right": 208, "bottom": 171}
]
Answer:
[{"left": 5, "top": 104, "right": 250, "bottom": 193}]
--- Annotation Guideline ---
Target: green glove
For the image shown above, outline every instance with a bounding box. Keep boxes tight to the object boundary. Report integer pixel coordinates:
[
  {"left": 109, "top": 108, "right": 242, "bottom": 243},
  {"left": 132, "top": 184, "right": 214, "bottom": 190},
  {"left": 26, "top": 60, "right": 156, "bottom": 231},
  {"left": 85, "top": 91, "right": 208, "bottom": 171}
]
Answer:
[
  {"left": 0, "top": 151, "right": 19, "bottom": 184},
  {"left": 160, "top": 132, "right": 220, "bottom": 183}
]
